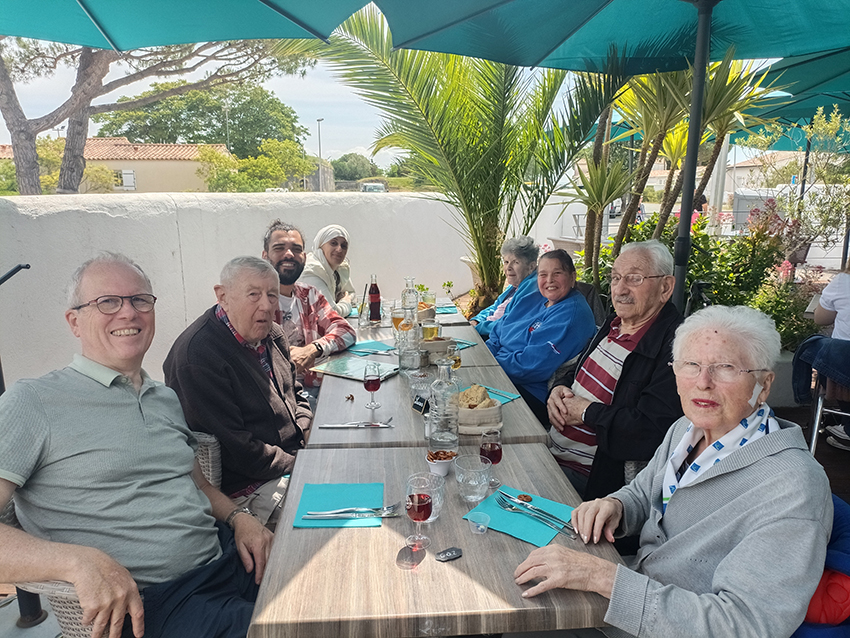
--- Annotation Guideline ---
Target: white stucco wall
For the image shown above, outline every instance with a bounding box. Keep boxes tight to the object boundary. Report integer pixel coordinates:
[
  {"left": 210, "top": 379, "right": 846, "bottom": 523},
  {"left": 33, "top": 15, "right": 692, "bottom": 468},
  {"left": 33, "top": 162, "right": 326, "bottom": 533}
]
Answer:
[{"left": 0, "top": 192, "right": 476, "bottom": 384}]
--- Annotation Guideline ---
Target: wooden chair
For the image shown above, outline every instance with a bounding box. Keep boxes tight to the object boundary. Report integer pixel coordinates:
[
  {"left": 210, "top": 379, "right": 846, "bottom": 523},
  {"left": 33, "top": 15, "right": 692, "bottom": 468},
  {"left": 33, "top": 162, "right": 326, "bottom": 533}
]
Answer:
[{"left": 3, "top": 431, "right": 221, "bottom": 637}]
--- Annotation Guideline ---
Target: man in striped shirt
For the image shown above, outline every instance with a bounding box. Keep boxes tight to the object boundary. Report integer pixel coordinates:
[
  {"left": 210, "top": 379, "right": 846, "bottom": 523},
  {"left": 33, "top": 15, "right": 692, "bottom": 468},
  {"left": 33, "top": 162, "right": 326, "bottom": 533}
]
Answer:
[{"left": 547, "top": 240, "right": 684, "bottom": 501}]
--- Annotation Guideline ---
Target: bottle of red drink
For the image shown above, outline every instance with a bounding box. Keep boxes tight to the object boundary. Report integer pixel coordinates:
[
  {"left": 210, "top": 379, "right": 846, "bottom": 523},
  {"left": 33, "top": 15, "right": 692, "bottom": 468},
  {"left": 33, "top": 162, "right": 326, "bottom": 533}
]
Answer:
[{"left": 368, "top": 274, "right": 381, "bottom": 323}]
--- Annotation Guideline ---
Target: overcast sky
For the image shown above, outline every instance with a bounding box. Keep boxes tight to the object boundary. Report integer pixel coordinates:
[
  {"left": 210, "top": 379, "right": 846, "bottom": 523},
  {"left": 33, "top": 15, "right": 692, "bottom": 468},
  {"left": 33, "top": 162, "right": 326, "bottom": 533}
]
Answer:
[{"left": 0, "top": 59, "right": 402, "bottom": 168}]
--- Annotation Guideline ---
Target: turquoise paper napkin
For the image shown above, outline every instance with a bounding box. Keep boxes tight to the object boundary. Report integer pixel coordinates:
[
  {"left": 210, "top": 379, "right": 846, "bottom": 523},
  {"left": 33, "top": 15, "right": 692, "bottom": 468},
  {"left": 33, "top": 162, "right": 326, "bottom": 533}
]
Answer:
[
  {"left": 452, "top": 338, "right": 476, "bottom": 351},
  {"left": 293, "top": 483, "right": 384, "bottom": 528},
  {"left": 459, "top": 384, "right": 520, "bottom": 405},
  {"left": 436, "top": 305, "right": 458, "bottom": 314},
  {"left": 347, "top": 340, "right": 396, "bottom": 357},
  {"left": 463, "top": 485, "right": 574, "bottom": 547}
]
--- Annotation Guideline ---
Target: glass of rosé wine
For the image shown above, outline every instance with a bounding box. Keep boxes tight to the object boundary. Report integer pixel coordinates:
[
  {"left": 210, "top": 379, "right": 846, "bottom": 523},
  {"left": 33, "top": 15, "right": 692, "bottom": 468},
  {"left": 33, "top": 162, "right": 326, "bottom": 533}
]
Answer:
[
  {"left": 479, "top": 429, "right": 502, "bottom": 488},
  {"left": 405, "top": 473, "right": 434, "bottom": 550},
  {"left": 363, "top": 361, "right": 382, "bottom": 409}
]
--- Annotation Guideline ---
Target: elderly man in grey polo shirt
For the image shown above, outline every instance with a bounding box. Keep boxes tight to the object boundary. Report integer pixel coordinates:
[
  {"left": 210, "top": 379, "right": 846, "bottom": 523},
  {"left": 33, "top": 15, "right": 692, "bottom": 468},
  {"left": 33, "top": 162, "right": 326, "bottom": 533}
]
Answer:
[{"left": 0, "top": 253, "right": 272, "bottom": 638}]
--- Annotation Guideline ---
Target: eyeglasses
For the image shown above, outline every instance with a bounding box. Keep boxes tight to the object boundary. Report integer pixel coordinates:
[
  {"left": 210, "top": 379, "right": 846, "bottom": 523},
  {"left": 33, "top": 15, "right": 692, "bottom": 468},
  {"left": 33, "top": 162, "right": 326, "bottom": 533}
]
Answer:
[
  {"left": 669, "top": 360, "right": 768, "bottom": 383},
  {"left": 72, "top": 294, "right": 157, "bottom": 314},
  {"left": 608, "top": 274, "right": 667, "bottom": 287}
]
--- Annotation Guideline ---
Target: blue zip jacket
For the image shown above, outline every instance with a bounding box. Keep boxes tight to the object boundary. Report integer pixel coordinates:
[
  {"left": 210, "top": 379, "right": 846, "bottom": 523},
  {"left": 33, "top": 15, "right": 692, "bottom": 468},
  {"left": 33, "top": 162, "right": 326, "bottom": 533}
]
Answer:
[
  {"left": 471, "top": 270, "right": 538, "bottom": 338},
  {"left": 487, "top": 287, "right": 596, "bottom": 403}
]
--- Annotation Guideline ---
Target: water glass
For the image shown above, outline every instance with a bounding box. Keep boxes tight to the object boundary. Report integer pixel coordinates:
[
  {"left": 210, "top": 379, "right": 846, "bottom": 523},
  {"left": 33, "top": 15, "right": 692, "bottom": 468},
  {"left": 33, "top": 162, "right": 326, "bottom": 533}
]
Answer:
[
  {"left": 409, "top": 471, "right": 445, "bottom": 523},
  {"left": 453, "top": 454, "right": 491, "bottom": 503},
  {"left": 421, "top": 319, "right": 441, "bottom": 341}
]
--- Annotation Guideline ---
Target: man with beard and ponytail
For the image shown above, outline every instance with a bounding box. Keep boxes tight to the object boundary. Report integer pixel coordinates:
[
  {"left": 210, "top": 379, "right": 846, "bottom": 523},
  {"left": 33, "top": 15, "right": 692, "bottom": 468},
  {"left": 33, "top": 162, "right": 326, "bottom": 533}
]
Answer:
[
  {"left": 165, "top": 256, "right": 312, "bottom": 530},
  {"left": 262, "top": 220, "right": 355, "bottom": 404},
  {"left": 547, "top": 240, "right": 684, "bottom": 507}
]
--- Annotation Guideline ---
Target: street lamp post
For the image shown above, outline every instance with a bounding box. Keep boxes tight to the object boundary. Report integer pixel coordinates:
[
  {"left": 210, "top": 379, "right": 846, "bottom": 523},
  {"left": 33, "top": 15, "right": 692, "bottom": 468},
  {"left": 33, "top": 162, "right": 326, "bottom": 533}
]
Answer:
[{"left": 316, "top": 118, "right": 324, "bottom": 192}]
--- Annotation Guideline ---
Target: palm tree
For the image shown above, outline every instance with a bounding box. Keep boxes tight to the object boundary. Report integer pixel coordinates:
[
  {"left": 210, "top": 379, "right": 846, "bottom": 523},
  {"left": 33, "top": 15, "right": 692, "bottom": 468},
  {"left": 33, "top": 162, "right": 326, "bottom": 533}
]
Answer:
[
  {"left": 609, "top": 70, "right": 691, "bottom": 256},
  {"left": 316, "top": 7, "right": 626, "bottom": 312},
  {"left": 654, "top": 49, "right": 773, "bottom": 235}
]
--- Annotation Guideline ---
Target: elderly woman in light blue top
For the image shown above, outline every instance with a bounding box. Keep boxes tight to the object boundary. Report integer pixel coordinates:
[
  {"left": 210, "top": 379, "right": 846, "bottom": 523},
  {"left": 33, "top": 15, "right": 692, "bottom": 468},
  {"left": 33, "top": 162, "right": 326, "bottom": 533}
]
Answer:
[
  {"left": 300, "top": 224, "right": 356, "bottom": 317},
  {"left": 470, "top": 236, "right": 539, "bottom": 339},
  {"left": 512, "top": 305, "right": 832, "bottom": 638}
]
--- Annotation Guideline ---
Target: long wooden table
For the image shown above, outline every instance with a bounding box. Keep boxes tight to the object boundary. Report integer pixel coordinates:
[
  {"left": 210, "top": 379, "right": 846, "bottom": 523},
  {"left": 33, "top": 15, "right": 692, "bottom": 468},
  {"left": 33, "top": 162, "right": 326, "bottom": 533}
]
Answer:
[
  {"left": 249, "top": 444, "right": 621, "bottom": 637},
  {"left": 309, "top": 363, "right": 547, "bottom": 449},
  {"left": 350, "top": 323, "right": 496, "bottom": 368}
]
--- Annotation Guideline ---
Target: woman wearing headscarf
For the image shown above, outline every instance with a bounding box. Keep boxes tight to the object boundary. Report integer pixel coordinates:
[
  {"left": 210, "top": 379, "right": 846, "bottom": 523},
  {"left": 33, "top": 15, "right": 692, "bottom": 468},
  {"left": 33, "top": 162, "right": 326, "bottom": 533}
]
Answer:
[
  {"left": 513, "top": 305, "right": 832, "bottom": 638},
  {"left": 300, "top": 224, "right": 356, "bottom": 317}
]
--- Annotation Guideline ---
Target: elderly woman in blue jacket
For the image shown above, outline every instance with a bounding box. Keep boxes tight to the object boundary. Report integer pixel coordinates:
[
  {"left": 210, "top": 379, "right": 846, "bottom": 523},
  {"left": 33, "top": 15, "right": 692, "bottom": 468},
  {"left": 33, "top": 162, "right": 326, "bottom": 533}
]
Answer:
[
  {"left": 486, "top": 249, "right": 595, "bottom": 426},
  {"left": 470, "top": 236, "right": 539, "bottom": 339}
]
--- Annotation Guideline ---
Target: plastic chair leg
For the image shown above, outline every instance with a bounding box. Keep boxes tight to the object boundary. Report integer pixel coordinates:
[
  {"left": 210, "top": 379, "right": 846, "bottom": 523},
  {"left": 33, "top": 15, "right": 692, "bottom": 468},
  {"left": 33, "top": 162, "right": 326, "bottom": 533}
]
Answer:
[{"left": 15, "top": 588, "right": 48, "bottom": 628}]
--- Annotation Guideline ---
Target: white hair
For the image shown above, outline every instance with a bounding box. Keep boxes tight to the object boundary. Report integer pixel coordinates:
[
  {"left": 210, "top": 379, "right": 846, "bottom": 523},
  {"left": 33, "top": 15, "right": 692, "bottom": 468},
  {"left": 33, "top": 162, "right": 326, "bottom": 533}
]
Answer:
[
  {"left": 67, "top": 252, "right": 152, "bottom": 308},
  {"left": 220, "top": 256, "right": 278, "bottom": 287},
  {"left": 673, "top": 305, "right": 781, "bottom": 371},
  {"left": 620, "top": 240, "right": 674, "bottom": 276}
]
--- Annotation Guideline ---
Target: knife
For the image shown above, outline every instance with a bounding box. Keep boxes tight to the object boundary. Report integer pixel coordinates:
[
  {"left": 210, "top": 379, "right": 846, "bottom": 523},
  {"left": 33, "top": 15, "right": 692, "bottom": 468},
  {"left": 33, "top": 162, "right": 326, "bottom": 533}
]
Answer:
[
  {"left": 318, "top": 422, "right": 394, "bottom": 428},
  {"left": 301, "top": 512, "right": 400, "bottom": 519},
  {"left": 499, "top": 490, "right": 575, "bottom": 531},
  {"left": 500, "top": 504, "right": 576, "bottom": 539}
]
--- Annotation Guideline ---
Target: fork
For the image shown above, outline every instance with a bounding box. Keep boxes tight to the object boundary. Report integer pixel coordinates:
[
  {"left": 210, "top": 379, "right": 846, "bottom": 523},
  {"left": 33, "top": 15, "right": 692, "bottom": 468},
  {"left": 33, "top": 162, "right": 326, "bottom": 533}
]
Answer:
[
  {"left": 306, "top": 501, "right": 402, "bottom": 516},
  {"left": 495, "top": 494, "right": 576, "bottom": 539}
]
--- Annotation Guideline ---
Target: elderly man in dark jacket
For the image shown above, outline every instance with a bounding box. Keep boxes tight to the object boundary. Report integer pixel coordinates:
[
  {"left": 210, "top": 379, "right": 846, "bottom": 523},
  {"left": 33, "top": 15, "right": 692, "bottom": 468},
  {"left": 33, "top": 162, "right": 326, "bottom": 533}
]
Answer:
[
  {"left": 165, "top": 256, "right": 312, "bottom": 528},
  {"left": 547, "top": 240, "right": 684, "bottom": 502}
]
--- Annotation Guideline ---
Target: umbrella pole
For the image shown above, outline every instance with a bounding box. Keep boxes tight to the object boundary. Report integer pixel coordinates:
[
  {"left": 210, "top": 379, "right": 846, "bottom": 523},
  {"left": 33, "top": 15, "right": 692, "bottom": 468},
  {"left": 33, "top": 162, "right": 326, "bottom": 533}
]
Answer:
[
  {"left": 798, "top": 137, "right": 812, "bottom": 205},
  {"left": 673, "top": 0, "right": 719, "bottom": 312}
]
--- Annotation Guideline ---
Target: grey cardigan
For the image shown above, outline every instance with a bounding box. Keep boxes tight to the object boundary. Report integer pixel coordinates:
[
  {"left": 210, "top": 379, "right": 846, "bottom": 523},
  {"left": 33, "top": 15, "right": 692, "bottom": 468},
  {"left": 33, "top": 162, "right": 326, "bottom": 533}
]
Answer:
[{"left": 602, "top": 415, "right": 833, "bottom": 638}]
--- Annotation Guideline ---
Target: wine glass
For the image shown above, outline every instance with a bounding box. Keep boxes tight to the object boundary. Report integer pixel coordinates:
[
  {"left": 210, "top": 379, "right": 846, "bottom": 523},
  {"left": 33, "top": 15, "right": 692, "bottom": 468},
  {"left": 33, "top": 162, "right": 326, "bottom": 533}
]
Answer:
[
  {"left": 405, "top": 473, "right": 433, "bottom": 550},
  {"left": 363, "top": 361, "right": 382, "bottom": 409},
  {"left": 446, "top": 343, "right": 461, "bottom": 371},
  {"left": 479, "top": 429, "right": 502, "bottom": 488}
]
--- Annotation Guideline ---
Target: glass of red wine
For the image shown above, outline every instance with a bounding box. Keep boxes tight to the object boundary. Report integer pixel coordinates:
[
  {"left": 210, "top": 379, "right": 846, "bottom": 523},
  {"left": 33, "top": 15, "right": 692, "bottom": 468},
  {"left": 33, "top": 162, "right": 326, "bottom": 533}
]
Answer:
[
  {"left": 480, "top": 429, "right": 503, "bottom": 488},
  {"left": 405, "top": 473, "right": 433, "bottom": 550},
  {"left": 363, "top": 361, "right": 381, "bottom": 409}
]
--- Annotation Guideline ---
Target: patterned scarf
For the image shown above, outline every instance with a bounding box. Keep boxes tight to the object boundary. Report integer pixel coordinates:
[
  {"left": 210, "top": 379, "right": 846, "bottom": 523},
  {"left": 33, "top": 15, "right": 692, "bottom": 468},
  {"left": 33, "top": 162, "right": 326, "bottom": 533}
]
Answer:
[{"left": 662, "top": 404, "right": 777, "bottom": 513}]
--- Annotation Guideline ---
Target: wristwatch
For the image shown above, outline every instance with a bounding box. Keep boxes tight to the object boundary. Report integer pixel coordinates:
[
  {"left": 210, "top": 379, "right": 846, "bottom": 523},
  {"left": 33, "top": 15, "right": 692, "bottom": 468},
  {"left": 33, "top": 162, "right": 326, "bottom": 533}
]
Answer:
[
  {"left": 312, "top": 341, "right": 323, "bottom": 356},
  {"left": 225, "top": 506, "right": 258, "bottom": 529},
  {"left": 580, "top": 405, "right": 590, "bottom": 424}
]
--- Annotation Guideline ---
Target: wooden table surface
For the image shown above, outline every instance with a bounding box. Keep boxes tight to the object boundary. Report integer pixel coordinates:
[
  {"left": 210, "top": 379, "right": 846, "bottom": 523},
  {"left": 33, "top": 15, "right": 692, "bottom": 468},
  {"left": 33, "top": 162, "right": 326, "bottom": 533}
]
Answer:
[
  {"left": 249, "top": 443, "right": 621, "bottom": 638},
  {"left": 309, "top": 364, "right": 547, "bottom": 449}
]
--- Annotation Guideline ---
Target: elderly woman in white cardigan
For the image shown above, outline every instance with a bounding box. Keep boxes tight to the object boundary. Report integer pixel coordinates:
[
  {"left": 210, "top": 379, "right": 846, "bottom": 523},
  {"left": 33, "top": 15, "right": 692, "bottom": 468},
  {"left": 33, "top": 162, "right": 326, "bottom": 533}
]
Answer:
[
  {"left": 512, "top": 305, "right": 833, "bottom": 638},
  {"left": 300, "top": 224, "right": 356, "bottom": 317}
]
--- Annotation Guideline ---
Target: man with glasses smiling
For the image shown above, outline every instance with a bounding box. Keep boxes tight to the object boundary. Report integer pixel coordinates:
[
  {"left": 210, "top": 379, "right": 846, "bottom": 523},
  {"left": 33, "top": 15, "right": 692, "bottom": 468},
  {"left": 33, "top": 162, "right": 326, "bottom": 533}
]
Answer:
[
  {"left": 0, "top": 253, "right": 273, "bottom": 638},
  {"left": 547, "top": 240, "right": 684, "bottom": 515}
]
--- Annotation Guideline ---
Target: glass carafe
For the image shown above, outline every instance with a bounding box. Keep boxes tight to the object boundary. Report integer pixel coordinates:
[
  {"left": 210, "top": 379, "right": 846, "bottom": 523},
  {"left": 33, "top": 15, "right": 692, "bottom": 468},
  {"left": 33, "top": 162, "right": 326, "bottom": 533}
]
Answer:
[
  {"left": 428, "top": 359, "right": 459, "bottom": 455},
  {"left": 401, "top": 276, "right": 420, "bottom": 311}
]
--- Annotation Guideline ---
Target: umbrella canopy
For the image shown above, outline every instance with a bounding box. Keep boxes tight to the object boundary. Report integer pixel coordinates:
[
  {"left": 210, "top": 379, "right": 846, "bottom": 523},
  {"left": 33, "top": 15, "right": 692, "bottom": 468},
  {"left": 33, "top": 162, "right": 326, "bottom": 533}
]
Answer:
[
  {"left": 762, "top": 47, "right": 850, "bottom": 96},
  {"left": 0, "top": 0, "right": 366, "bottom": 50},
  {"left": 375, "top": 0, "right": 850, "bottom": 75},
  {"left": 374, "top": 0, "right": 850, "bottom": 309}
]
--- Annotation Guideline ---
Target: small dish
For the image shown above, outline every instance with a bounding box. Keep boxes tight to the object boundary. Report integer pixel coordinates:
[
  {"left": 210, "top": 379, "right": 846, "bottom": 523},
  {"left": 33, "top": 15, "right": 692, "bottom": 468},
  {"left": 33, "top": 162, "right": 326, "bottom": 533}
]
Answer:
[{"left": 426, "top": 456, "right": 452, "bottom": 476}]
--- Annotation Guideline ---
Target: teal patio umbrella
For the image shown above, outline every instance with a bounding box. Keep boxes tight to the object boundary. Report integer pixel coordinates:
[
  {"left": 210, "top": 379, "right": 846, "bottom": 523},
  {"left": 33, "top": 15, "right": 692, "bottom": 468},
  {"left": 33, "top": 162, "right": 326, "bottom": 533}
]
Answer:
[
  {"left": 762, "top": 47, "right": 850, "bottom": 96},
  {"left": 0, "top": 0, "right": 367, "bottom": 50},
  {"left": 374, "top": 0, "right": 850, "bottom": 309}
]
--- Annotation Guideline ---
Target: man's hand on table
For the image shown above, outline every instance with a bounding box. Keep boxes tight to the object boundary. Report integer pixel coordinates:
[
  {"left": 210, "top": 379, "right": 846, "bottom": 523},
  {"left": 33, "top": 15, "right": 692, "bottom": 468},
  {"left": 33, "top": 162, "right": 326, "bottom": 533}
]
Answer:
[
  {"left": 514, "top": 545, "right": 616, "bottom": 600},
  {"left": 232, "top": 512, "right": 274, "bottom": 585},
  {"left": 289, "top": 344, "right": 319, "bottom": 375},
  {"left": 70, "top": 546, "right": 144, "bottom": 638},
  {"left": 547, "top": 386, "right": 591, "bottom": 430}
]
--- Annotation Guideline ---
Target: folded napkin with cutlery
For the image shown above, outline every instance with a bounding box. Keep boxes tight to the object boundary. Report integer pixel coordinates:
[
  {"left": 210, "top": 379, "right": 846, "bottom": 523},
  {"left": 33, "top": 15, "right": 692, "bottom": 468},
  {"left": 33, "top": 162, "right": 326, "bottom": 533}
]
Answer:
[
  {"left": 347, "top": 340, "right": 396, "bottom": 357},
  {"left": 294, "top": 483, "right": 384, "bottom": 528},
  {"left": 464, "top": 485, "right": 574, "bottom": 546}
]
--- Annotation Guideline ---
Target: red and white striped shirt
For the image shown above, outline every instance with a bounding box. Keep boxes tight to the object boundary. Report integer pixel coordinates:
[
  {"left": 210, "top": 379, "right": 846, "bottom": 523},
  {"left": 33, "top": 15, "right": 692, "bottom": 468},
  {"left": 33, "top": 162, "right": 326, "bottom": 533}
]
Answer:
[{"left": 549, "top": 317, "right": 654, "bottom": 476}]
